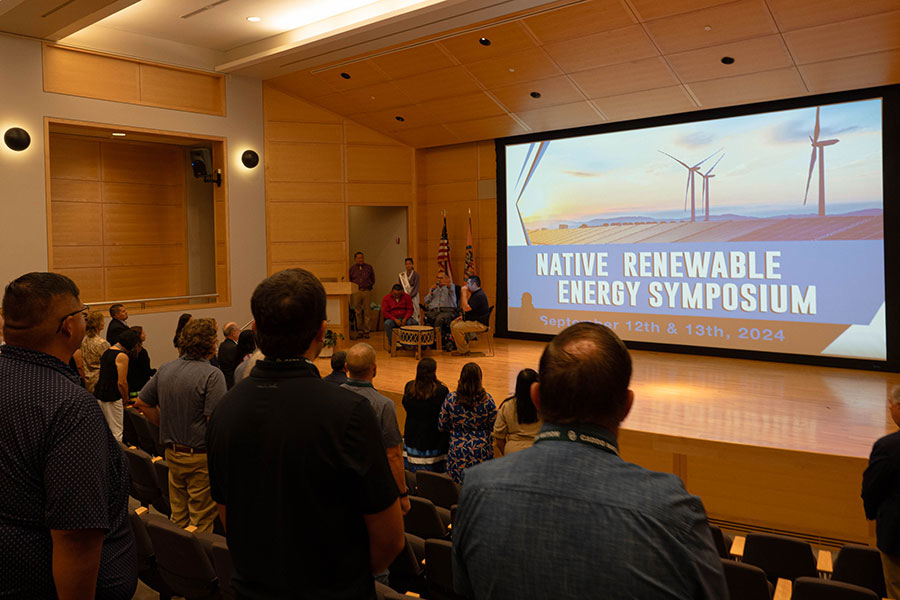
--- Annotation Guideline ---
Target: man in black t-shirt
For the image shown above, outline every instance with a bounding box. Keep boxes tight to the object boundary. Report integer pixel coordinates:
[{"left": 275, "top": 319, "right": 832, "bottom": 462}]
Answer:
[
  {"left": 207, "top": 268, "right": 405, "bottom": 599},
  {"left": 450, "top": 275, "right": 491, "bottom": 355}
]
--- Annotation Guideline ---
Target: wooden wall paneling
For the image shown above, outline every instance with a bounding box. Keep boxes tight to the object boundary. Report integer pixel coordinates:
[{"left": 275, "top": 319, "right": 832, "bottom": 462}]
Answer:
[
  {"left": 423, "top": 144, "right": 479, "bottom": 183},
  {"left": 268, "top": 202, "right": 346, "bottom": 242},
  {"left": 267, "top": 142, "right": 343, "bottom": 182},
  {"left": 101, "top": 142, "right": 182, "bottom": 185},
  {"left": 266, "top": 181, "right": 343, "bottom": 203},
  {"left": 50, "top": 135, "right": 100, "bottom": 181},
  {"left": 211, "top": 140, "right": 229, "bottom": 304},
  {"left": 43, "top": 44, "right": 140, "bottom": 103},
  {"left": 392, "top": 125, "right": 460, "bottom": 149},
  {"left": 269, "top": 241, "right": 347, "bottom": 264},
  {"left": 424, "top": 182, "right": 478, "bottom": 208},
  {"left": 103, "top": 204, "right": 185, "bottom": 246},
  {"left": 477, "top": 141, "right": 496, "bottom": 180},
  {"left": 52, "top": 245, "right": 103, "bottom": 269},
  {"left": 617, "top": 430, "right": 680, "bottom": 475},
  {"left": 104, "top": 244, "right": 186, "bottom": 267},
  {"left": 51, "top": 201, "right": 103, "bottom": 246},
  {"left": 346, "top": 145, "right": 413, "bottom": 182},
  {"left": 346, "top": 183, "right": 412, "bottom": 205},
  {"left": 345, "top": 122, "right": 407, "bottom": 145},
  {"left": 102, "top": 182, "right": 181, "bottom": 205},
  {"left": 139, "top": 64, "right": 225, "bottom": 116},
  {"left": 50, "top": 179, "right": 101, "bottom": 203},
  {"left": 266, "top": 121, "right": 343, "bottom": 144},
  {"left": 263, "top": 85, "right": 344, "bottom": 123},
  {"left": 270, "top": 261, "right": 346, "bottom": 280},
  {"left": 55, "top": 267, "right": 105, "bottom": 303},
  {"left": 106, "top": 264, "right": 187, "bottom": 300}
]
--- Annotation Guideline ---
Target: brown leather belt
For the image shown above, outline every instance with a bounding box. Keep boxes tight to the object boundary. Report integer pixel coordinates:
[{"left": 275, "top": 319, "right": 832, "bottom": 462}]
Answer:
[{"left": 166, "top": 443, "right": 206, "bottom": 454}]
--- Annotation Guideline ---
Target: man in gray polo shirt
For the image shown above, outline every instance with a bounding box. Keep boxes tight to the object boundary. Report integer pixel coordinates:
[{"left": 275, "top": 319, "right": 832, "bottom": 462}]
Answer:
[
  {"left": 342, "top": 343, "right": 410, "bottom": 516},
  {"left": 136, "top": 318, "right": 226, "bottom": 532}
]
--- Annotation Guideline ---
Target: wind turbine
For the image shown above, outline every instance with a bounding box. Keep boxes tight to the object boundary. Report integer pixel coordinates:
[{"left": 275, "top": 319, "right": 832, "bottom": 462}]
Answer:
[
  {"left": 659, "top": 148, "right": 722, "bottom": 222},
  {"left": 698, "top": 152, "right": 724, "bottom": 222},
  {"left": 803, "top": 107, "right": 839, "bottom": 216}
]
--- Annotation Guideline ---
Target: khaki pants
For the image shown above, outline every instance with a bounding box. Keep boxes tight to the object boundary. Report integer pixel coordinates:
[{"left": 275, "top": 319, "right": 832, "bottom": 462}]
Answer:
[
  {"left": 450, "top": 319, "right": 488, "bottom": 353},
  {"left": 351, "top": 288, "right": 374, "bottom": 334},
  {"left": 165, "top": 449, "right": 217, "bottom": 533},
  {"left": 883, "top": 552, "right": 900, "bottom": 599}
]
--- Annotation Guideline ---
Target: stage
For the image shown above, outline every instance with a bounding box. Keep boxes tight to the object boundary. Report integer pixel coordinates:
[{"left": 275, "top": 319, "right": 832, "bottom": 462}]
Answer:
[{"left": 317, "top": 333, "right": 900, "bottom": 547}]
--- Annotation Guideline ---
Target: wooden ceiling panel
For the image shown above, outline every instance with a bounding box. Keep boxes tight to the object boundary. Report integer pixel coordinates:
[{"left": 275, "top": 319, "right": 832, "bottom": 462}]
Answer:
[
  {"left": 628, "top": 0, "right": 735, "bottom": 21},
  {"left": 315, "top": 81, "right": 409, "bottom": 115},
  {"left": 418, "top": 92, "right": 507, "bottom": 124},
  {"left": 644, "top": 0, "right": 778, "bottom": 54},
  {"left": 489, "top": 76, "right": 586, "bottom": 113},
  {"left": 667, "top": 35, "right": 795, "bottom": 83},
  {"left": 351, "top": 105, "right": 439, "bottom": 132},
  {"left": 592, "top": 86, "right": 696, "bottom": 121},
  {"left": 687, "top": 67, "right": 807, "bottom": 107},
  {"left": 438, "top": 22, "right": 536, "bottom": 64},
  {"left": 799, "top": 50, "right": 900, "bottom": 94},
  {"left": 367, "top": 43, "right": 456, "bottom": 79},
  {"left": 783, "top": 10, "right": 900, "bottom": 65},
  {"left": 313, "top": 60, "right": 391, "bottom": 91},
  {"left": 392, "top": 124, "right": 460, "bottom": 148},
  {"left": 392, "top": 66, "right": 483, "bottom": 104},
  {"left": 766, "top": 0, "right": 899, "bottom": 32},
  {"left": 568, "top": 56, "right": 679, "bottom": 98},
  {"left": 268, "top": 70, "right": 335, "bottom": 99},
  {"left": 443, "top": 114, "right": 528, "bottom": 143},
  {"left": 522, "top": 0, "right": 635, "bottom": 44},
  {"left": 543, "top": 25, "right": 659, "bottom": 72},
  {"left": 515, "top": 101, "right": 604, "bottom": 131},
  {"left": 464, "top": 47, "right": 562, "bottom": 88}
]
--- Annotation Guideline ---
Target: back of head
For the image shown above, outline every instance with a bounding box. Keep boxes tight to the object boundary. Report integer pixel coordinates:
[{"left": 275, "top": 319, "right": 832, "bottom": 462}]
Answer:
[
  {"left": 330, "top": 350, "right": 347, "bottom": 372},
  {"left": 538, "top": 322, "right": 631, "bottom": 428},
  {"left": 251, "top": 269, "right": 326, "bottom": 359},
  {"left": 514, "top": 368, "right": 539, "bottom": 424},
  {"left": 179, "top": 318, "right": 217, "bottom": 359},
  {"left": 236, "top": 329, "right": 256, "bottom": 358},
  {"left": 456, "top": 362, "right": 484, "bottom": 408},
  {"left": 345, "top": 343, "right": 376, "bottom": 379},
  {"left": 411, "top": 357, "right": 438, "bottom": 400},
  {"left": 2, "top": 272, "right": 80, "bottom": 348},
  {"left": 85, "top": 311, "right": 105, "bottom": 337},
  {"left": 174, "top": 313, "right": 192, "bottom": 349},
  {"left": 223, "top": 322, "right": 239, "bottom": 338},
  {"left": 117, "top": 328, "right": 142, "bottom": 353}
]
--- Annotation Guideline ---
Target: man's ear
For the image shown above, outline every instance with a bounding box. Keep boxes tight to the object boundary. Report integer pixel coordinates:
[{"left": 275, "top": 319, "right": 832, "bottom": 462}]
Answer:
[
  {"left": 620, "top": 389, "right": 634, "bottom": 423},
  {"left": 530, "top": 381, "right": 541, "bottom": 411},
  {"left": 315, "top": 321, "right": 328, "bottom": 343}
]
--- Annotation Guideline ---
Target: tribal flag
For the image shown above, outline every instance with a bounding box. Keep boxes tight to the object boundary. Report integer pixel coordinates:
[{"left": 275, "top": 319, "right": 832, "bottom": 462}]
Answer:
[
  {"left": 465, "top": 209, "right": 476, "bottom": 278},
  {"left": 438, "top": 214, "right": 454, "bottom": 283}
]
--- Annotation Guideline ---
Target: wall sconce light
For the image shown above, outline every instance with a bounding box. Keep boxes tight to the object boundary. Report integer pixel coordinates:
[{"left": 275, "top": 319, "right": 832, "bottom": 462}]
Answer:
[
  {"left": 241, "top": 149, "right": 259, "bottom": 168},
  {"left": 4, "top": 127, "right": 30, "bottom": 151}
]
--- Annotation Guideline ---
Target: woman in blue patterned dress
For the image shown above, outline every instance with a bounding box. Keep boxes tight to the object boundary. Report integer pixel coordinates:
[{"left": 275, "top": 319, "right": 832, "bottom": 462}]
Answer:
[{"left": 438, "top": 362, "right": 497, "bottom": 484}]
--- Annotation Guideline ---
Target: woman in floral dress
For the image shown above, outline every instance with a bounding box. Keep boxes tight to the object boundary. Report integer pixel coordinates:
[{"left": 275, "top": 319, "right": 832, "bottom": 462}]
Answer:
[{"left": 438, "top": 362, "right": 497, "bottom": 484}]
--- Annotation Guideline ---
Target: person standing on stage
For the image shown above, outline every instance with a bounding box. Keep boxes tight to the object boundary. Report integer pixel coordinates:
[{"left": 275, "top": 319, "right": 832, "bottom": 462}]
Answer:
[
  {"left": 399, "top": 257, "right": 420, "bottom": 324},
  {"left": 350, "top": 251, "right": 375, "bottom": 339},
  {"left": 863, "top": 386, "right": 900, "bottom": 598}
]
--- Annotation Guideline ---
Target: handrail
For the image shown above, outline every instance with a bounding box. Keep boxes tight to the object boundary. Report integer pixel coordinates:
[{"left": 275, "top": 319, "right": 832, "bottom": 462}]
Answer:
[
  {"left": 241, "top": 319, "right": 253, "bottom": 330},
  {"left": 85, "top": 293, "right": 219, "bottom": 308}
]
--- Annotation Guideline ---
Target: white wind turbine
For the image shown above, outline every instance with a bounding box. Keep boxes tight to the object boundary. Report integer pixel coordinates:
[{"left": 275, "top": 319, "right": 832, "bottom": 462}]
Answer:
[
  {"left": 698, "top": 152, "right": 724, "bottom": 222},
  {"left": 659, "top": 148, "right": 723, "bottom": 222},
  {"left": 803, "top": 107, "right": 839, "bottom": 216}
]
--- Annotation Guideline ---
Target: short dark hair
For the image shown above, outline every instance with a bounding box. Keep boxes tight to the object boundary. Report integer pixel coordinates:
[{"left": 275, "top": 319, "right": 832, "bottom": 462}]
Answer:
[
  {"left": 537, "top": 322, "right": 631, "bottom": 427},
  {"left": 330, "top": 350, "right": 347, "bottom": 372},
  {"left": 251, "top": 268, "right": 326, "bottom": 359},
  {"left": 236, "top": 329, "right": 256, "bottom": 359},
  {"left": 354, "top": 251, "right": 363, "bottom": 258},
  {"left": 3, "top": 272, "right": 80, "bottom": 332},
  {"left": 391, "top": 283, "right": 403, "bottom": 292},
  {"left": 467, "top": 275, "right": 481, "bottom": 287},
  {"left": 405, "top": 257, "right": 413, "bottom": 263},
  {"left": 117, "top": 328, "right": 142, "bottom": 352},
  {"left": 109, "top": 303, "right": 124, "bottom": 318}
]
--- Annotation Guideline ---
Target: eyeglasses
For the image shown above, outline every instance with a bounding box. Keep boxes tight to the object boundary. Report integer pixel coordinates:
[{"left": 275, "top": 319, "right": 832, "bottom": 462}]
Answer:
[{"left": 56, "top": 306, "right": 89, "bottom": 333}]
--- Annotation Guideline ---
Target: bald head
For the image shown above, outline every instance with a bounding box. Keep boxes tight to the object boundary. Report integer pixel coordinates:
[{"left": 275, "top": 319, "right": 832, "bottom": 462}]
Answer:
[
  {"left": 346, "top": 343, "right": 377, "bottom": 380},
  {"left": 223, "top": 321, "right": 239, "bottom": 340}
]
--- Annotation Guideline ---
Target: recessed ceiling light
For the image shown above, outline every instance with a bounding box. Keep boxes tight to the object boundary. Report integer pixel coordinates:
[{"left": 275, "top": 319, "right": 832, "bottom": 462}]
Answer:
[
  {"left": 395, "top": 116, "right": 405, "bottom": 122},
  {"left": 247, "top": 16, "right": 261, "bottom": 22},
  {"left": 704, "top": 25, "right": 712, "bottom": 31},
  {"left": 721, "top": 56, "right": 735, "bottom": 65},
  {"left": 530, "top": 92, "right": 542, "bottom": 99},
  {"left": 340, "top": 72, "right": 351, "bottom": 79},
  {"left": 112, "top": 132, "right": 126, "bottom": 137},
  {"left": 479, "top": 37, "right": 491, "bottom": 46}
]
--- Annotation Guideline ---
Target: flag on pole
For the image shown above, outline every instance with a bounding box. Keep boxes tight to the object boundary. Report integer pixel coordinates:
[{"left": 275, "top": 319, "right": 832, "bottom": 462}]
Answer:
[
  {"left": 438, "top": 211, "right": 454, "bottom": 283},
  {"left": 465, "top": 208, "right": 476, "bottom": 278}
]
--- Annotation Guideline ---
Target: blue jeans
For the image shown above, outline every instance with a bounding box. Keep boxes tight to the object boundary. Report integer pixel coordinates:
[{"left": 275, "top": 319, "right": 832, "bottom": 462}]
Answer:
[{"left": 384, "top": 317, "right": 417, "bottom": 345}]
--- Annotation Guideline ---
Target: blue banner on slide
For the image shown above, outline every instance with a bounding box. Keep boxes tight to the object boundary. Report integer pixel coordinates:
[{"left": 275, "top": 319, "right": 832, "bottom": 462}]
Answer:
[{"left": 508, "top": 241, "right": 883, "bottom": 325}]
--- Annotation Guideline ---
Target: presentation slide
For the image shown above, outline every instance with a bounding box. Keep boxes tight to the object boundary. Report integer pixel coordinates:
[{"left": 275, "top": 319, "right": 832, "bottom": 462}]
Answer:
[{"left": 503, "top": 98, "right": 885, "bottom": 361}]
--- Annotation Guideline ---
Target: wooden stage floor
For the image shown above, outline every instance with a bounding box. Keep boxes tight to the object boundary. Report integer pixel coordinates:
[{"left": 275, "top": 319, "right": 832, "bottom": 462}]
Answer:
[{"left": 316, "top": 332, "right": 900, "bottom": 460}]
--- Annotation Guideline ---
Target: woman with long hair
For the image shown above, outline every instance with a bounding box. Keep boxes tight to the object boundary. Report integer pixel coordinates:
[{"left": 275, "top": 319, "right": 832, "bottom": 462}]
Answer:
[
  {"left": 493, "top": 368, "right": 542, "bottom": 456},
  {"left": 402, "top": 357, "right": 450, "bottom": 473},
  {"left": 173, "top": 313, "right": 192, "bottom": 352},
  {"left": 94, "top": 328, "right": 141, "bottom": 441},
  {"left": 126, "top": 325, "right": 155, "bottom": 394},
  {"left": 438, "top": 362, "right": 497, "bottom": 484},
  {"left": 80, "top": 311, "right": 109, "bottom": 393}
]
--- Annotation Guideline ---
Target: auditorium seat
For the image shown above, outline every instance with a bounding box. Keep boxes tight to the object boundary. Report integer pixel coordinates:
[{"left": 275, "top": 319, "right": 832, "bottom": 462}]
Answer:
[
  {"left": 739, "top": 533, "right": 818, "bottom": 585},
  {"left": 709, "top": 524, "right": 732, "bottom": 559},
  {"left": 122, "top": 445, "right": 164, "bottom": 510},
  {"left": 791, "top": 576, "right": 879, "bottom": 600},
  {"left": 211, "top": 539, "right": 235, "bottom": 600},
  {"left": 145, "top": 517, "right": 220, "bottom": 600},
  {"left": 404, "top": 496, "right": 449, "bottom": 540},
  {"left": 425, "top": 538, "right": 465, "bottom": 600},
  {"left": 405, "top": 469, "right": 418, "bottom": 497},
  {"left": 415, "top": 471, "right": 459, "bottom": 510},
  {"left": 388, "top": 533, "right": 425, "bottom": 594},
  {"left": 125, "top": 407, "right": 160, "bottom": 456},
  {"left": 720, "top": 558, "right": 773, "bottom": 600},
  {"left": 152, "top": 458, "right": 172, "bottom": 516},
  {"left": 831, "top": 544, "right": 887, "bottom": 598},
  {"left": 129, "top": 507, "right": 174, "bottom": 600}
]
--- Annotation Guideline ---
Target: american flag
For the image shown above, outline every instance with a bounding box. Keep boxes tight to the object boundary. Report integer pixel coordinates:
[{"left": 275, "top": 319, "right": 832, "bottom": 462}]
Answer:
[{"left": 438, "top": 214, "right": 454, "bottom": 283}]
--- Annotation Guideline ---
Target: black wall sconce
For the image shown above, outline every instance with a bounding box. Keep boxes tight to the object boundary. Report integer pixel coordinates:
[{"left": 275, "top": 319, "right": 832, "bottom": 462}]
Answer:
[
  {"left": 241, "top": 149, "right": 259, "bottom": 168},
  {"left": 4, "top": 127, "right": 30, "bottom": 151}
]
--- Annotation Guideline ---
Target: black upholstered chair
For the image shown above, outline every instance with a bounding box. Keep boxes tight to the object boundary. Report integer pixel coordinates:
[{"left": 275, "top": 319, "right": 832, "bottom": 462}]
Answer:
[
  {"left": 720, "top": 558, "right": 773, "bottom": 600},
  {"left": 122, "top": 444, "right": 163, "bottom": 509},
  {"left": 145, "top": 517, "right": 219, "bottom": 600},
  {"left": 791, "top": 576, "right": 879, "bottom": 600},
  {"left": 425, "top": 538, "right": 465, "bottom": 600},
  {"left": 741, "top": 532, "right": 817, "bottom": 585},
  {"left": 129, "top": 508, "right": 174, "bottom": 600},
  {"left": 832, "top": 544, "right": 887, "bottom": 598},
  {"left": 404, "top": 496, "right": 449, "bottom": 540}
]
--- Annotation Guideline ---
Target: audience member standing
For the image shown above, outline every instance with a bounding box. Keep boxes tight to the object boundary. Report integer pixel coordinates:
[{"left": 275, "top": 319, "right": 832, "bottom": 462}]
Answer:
[
  {"left": 136, "top": 318, "right": 225, "bottom": 533},
  {"left": 399, "top": 257, "right": 420, "bottom": 324},
  {"left": 234, "top": 330, "right": 256, "bottom": 368},
  {"left": 382, "top": 284, "right": 416, "bottom": 347},
  {"left": 323, "top": 350, "right": 349, "bottom": 385},
  {"left": 94, "top": 329, "right": 141, "bottom": 442},
  {"left": 81, "top": 311, "right": 110, "bottom": 394},
  {"left": 452, "top": 323, "right": 727, "bottom": 599},
  {"left": 106, "top": 303, "right": 128, "bottom": 345},
  {"left": 402, "top": 357, "right": 450, "bottom": 473},
  {"left": 173, "top": 313, "right": 192, "bottom": 353},
  {"left": 0, "top": 272, "right": 136, "bottom": 599},
  {"left": 493, "top": 368, "right": 542, "bottom": 456},
  {"left": 423, "top": 270, "right": 458, "bottom": 349},
  {"left": 126, "top": 325, "right": 154, "bottom": 394},
  {"left": 863, "top": 386, "right": 900, "bottom": 598},
  {"left": 349, "top": 251, "right": 375, "bottom": 339},
  {"left": 450, "top": 276, "right": 490, "bottom": 356},
  {"left": 438, "top": 362, "right": 497, "bottom": 484},
  {"left": 207, "top": 269, "right": 404, "bottom": 599},
  {"left": 218, "top": 321, "right": 240, "bottom": 389}
]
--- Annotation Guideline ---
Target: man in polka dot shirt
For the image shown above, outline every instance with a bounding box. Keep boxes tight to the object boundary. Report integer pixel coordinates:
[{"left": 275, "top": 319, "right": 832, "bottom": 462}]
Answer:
[{"left": 0, "top": 272, "right": 137, "bottom": 599}]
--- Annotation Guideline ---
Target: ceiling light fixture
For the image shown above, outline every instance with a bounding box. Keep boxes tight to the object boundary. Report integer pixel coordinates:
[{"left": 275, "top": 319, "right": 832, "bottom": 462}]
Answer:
[
  {"left": 247, "top": 16, "right": 261, "bottom": 22},
  {"left": 340, "top": 72, "right": 351, "bottom": 79},
  {"left": 721, "top": 56, "right": 735, "bottom": 64},
  {"left": 395, "top": 116, "right": 405, "bottom": 122},
  {"left": 112, "top": 132, "right": 126, "bottom": 137},
  {"left": 530, "top": 91, "right": 541, "bottom": 99},
  {"left": 479, "top": 37, "right": 491, "bottom": 46}
]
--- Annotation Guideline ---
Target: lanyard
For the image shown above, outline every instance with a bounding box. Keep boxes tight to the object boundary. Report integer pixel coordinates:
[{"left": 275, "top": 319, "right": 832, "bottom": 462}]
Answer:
[{"left": 533, "top": 424, "right": 619, "bottom": 457}]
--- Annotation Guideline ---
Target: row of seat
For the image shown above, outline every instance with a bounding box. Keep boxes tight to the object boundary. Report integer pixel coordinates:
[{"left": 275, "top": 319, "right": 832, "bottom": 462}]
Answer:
[
  {"left": 124, "top": 406, "right": 166, "bottom": 457},
  {"left": 122, "top": 443, "right": 171, "bottom": 516}
]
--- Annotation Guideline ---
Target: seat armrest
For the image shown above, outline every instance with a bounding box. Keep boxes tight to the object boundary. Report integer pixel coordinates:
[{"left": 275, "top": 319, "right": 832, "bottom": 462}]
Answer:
[
  {"left": 135, "top": 506, "right": 148, "bottom": 517},
  {"left": 185, "top": 525, "right": 198, "bottom": 533},
  {"left": 773, "top": 578, "right": 792, "bottom": 600},
  {"left": 730, "top": 535, "right": 745, "bottom": 560},
  {"left": 817, "top": 549, "right": 833, "bottom": 577}
]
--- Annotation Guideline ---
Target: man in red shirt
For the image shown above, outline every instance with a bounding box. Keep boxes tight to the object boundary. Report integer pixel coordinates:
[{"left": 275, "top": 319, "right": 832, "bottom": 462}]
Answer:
[{"left": 381, "top": 284, "right": 416, "bottom": 346}]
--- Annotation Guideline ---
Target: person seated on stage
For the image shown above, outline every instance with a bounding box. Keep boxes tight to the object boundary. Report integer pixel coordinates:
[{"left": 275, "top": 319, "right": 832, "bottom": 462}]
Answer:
[
  {"left": 450, "top": 275, "right": 490, "bottom": 356},
  {"left": 382, "top": 284, "right": 416, "bottom": 346},
  {"left": 323, "top": 350, "right": 349, "bottom": 385},
  {"left": 423, "top": 270, "right": 458, "bottom": 349}
]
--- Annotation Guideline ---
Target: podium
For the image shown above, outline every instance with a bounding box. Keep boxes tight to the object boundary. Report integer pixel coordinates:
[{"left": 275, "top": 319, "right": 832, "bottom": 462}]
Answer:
[{"left": 322, "top": 282, "right": 354, "bottom": 346}]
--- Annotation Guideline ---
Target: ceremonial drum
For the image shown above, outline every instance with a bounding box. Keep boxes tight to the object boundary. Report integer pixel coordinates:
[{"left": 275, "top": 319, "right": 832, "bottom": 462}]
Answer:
[{"left": 393, "top": 325, "right": 436, "bottom": 360}]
